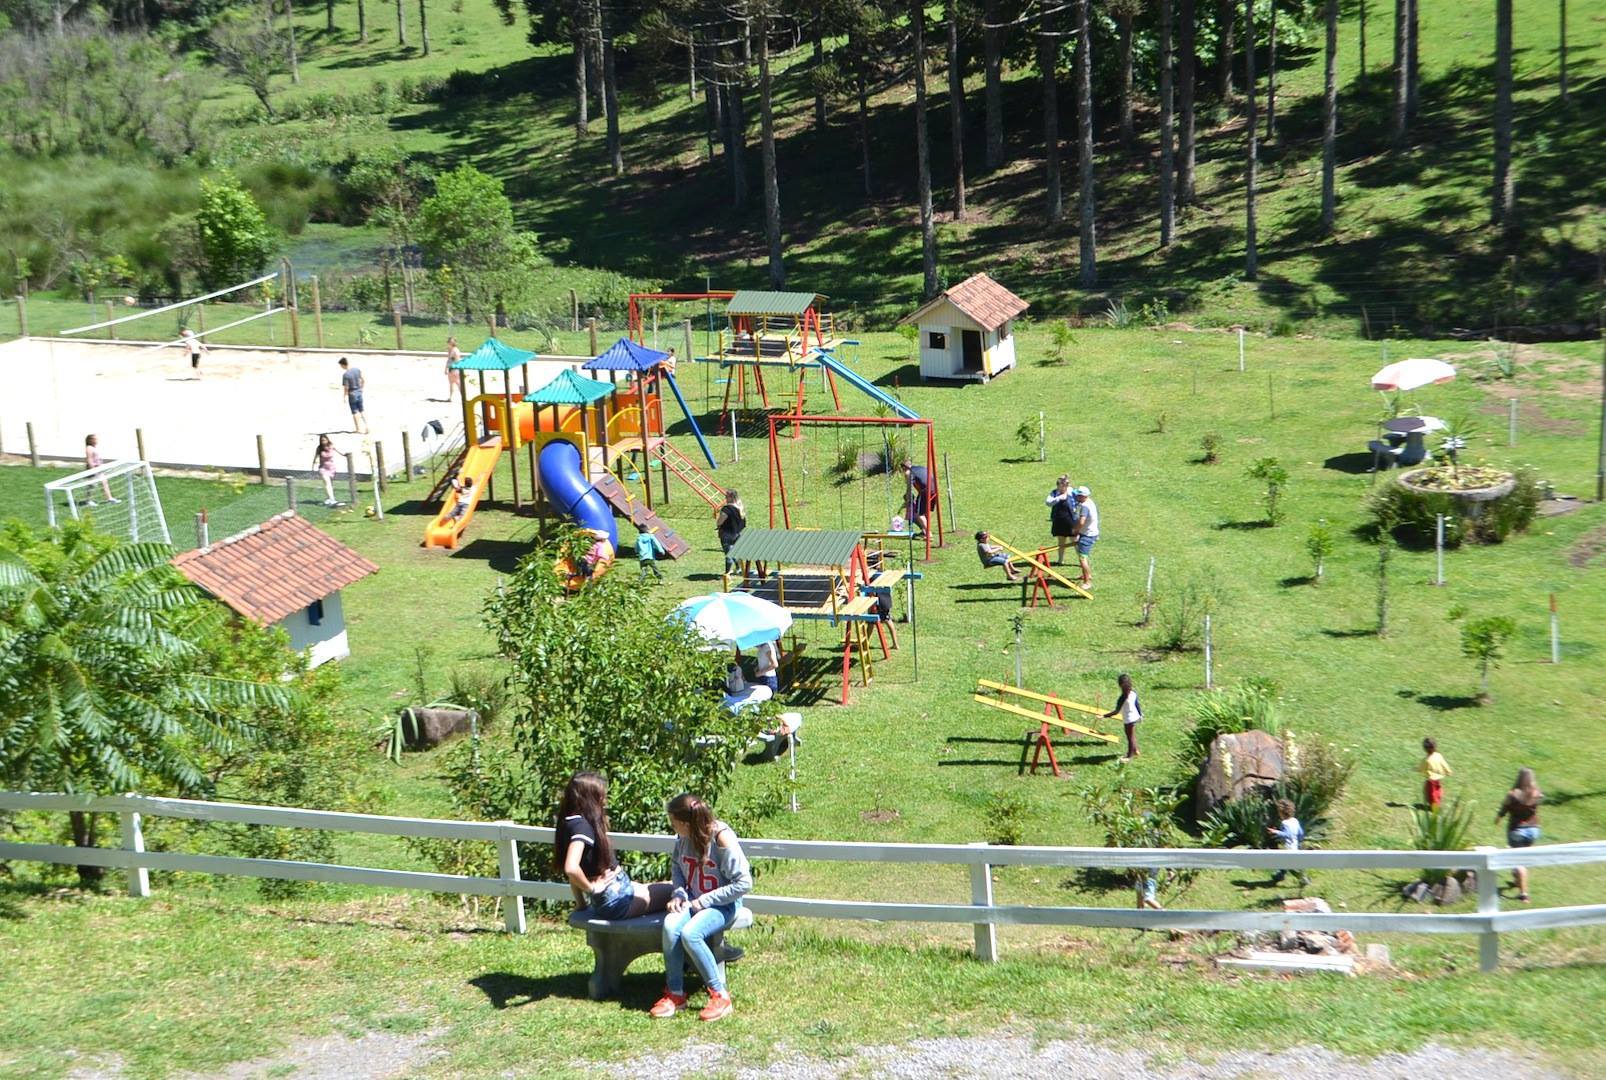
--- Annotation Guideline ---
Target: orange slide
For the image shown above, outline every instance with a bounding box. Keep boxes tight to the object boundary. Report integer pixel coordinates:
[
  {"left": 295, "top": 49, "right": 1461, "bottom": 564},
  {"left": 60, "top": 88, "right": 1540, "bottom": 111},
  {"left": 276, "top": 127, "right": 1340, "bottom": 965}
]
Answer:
[{"left": 423, "top": 436, "right": 502, "bottom": 550}]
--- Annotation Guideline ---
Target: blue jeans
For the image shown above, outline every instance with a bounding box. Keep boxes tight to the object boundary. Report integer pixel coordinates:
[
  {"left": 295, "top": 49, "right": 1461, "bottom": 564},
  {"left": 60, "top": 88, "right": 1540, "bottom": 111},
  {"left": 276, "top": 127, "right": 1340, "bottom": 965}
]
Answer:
[
  {"left": 587, "top": 869, "right": 636, "bottom": 921},
  {"left": 663, "top": 902, "right": 738, "bottom": 994}
]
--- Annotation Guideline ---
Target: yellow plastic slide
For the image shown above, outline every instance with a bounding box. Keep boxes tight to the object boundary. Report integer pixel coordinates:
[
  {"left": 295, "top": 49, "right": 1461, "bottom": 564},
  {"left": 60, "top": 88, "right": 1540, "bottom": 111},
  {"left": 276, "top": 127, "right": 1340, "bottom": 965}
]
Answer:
[{"left": 423, "top": 436, "right": 503, "bottom": 550}]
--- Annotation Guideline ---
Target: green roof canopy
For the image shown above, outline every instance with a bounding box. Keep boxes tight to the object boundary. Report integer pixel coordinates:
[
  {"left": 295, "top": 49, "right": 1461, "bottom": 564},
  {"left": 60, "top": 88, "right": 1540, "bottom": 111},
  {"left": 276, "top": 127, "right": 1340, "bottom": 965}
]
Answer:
[
  {"left": 451, "top": 337, "right": 537, "bottom": 372},
  {"left": 726, "top": 528, "right": 861, "bottom": 569},
  {"left": 725, "top": 291, "right": 823, "bottom": 317},
  {"left": 525, "top": 368, "right": 616, "bottom": 406}
]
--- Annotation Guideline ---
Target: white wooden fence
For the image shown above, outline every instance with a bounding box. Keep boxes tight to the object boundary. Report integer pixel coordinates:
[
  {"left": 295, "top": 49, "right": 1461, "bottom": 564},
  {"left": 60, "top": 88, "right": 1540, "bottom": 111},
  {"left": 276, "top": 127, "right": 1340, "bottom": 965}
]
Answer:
[{"left": 2, "top": 792, "right": 1602, "bottom": 972}]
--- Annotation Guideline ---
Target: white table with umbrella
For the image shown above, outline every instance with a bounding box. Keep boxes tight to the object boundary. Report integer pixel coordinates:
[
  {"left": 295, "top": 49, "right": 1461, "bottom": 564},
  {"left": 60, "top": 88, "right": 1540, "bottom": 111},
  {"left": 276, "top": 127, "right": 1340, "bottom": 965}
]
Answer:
[{"left": 1369, "top": 361, "right": 1456, "bottom": 468}]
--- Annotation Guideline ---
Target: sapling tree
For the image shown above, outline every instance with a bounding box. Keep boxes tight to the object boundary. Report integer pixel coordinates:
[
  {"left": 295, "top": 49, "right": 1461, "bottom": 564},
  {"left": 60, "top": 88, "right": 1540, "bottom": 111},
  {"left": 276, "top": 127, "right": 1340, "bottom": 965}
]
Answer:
[
  {"left": 1247, "top": 457, "right": 1289, "bottom": 524},
  {"left": 1199, "top": 432, "right": 1221, "bottom": 464},
  {"left": 1376, "top": 541, "right": 1391, "bottom": 636},
  {"left": 1048, "top": 320, "right": 1077, "bottom": 364},
  {"left": 1014, "top": 413, "right": 1045, "bottom": 461},
  {"left": 1459, "top": 614, "right": 1517, "bottom": 700},
  {"left": 1305, "top": 519, "right": 1335, "bottom": 583}
]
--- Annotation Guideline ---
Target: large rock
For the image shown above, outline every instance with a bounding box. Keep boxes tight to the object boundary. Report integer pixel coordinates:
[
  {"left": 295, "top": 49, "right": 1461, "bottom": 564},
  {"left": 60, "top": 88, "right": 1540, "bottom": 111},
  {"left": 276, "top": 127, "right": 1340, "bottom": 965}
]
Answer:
[
  {"left": 1195, "top": 729, "right": 1286, "bottom": 821},
  {"left": 401, "top": 707, "right": 477, "bottom": 750}
]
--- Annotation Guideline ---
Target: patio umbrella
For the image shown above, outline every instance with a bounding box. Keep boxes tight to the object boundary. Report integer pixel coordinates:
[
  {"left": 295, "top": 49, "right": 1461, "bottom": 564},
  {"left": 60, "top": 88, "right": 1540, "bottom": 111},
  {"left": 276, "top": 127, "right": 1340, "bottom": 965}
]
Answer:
[
  {"left": 670, "top": 593, "right": 793, "bottom": 649},
  {"left": 1371, "top": 358, "right": 1456, "bottom": 392},
  {"left": 1382, "top": 415, "right": 1447, "bottom": 435}
]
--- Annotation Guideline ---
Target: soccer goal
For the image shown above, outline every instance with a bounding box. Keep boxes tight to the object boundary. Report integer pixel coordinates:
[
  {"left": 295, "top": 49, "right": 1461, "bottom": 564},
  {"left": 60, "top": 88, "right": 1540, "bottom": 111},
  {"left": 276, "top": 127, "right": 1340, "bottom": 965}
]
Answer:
[{"left": 44, "top": 460, "right": 172, "bottom": 545}]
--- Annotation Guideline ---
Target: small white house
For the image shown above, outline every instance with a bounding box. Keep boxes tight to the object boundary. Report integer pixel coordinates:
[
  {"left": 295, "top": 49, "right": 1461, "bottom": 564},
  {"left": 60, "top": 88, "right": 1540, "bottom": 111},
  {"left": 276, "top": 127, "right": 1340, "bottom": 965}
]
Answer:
[
  {"left": 900, "top": 273, "right": 1030, "bottom": 383},
  {"left": 172, "top": 511, "right": 379, "bottom": 667}
]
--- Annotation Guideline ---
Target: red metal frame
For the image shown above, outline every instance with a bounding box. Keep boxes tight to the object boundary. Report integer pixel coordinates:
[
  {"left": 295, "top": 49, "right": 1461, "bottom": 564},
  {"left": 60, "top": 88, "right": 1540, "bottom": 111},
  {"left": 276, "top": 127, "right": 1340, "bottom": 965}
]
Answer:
[
  {"left": 626, "top": 291, "right": 736, "bottom": 345},
  {"left": 765, "top": 414, "right": 945, "bottom": 562}
]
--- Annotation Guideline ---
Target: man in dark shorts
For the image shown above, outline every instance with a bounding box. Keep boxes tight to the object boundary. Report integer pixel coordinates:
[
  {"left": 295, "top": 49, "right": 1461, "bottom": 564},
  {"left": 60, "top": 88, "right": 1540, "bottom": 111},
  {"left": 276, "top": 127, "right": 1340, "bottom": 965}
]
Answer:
[
  {"left": 900, "top": 461, "right": 931, "bottom": 538},
  {"left": 338, "top": 357, "right": 368, "bottom": 434}
]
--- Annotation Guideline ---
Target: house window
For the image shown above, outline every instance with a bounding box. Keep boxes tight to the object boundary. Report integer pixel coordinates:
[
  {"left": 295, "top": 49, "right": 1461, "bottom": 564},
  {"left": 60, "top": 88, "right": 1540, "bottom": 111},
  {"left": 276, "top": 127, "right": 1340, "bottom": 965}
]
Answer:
[
  {"left": 307, "top": 598, "right": 325, "bottom": 626},
  {"left": 927, "top": 331, "right": 946, "bottom": 350}
]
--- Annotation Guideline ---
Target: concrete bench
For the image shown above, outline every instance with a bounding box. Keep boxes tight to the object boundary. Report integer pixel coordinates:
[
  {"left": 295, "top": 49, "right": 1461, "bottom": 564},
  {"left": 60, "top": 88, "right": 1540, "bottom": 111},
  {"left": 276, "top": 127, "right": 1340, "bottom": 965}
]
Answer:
[{"left": 567, "top": 907, "right": 754, "bottom": 1000}]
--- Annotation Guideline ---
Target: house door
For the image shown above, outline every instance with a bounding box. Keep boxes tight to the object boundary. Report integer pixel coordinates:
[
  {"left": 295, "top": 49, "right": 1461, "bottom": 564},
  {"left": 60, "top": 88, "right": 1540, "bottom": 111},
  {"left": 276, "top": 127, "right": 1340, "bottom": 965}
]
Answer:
[{"left": 961, "top": 330, "right": 983, "bottom": 371}]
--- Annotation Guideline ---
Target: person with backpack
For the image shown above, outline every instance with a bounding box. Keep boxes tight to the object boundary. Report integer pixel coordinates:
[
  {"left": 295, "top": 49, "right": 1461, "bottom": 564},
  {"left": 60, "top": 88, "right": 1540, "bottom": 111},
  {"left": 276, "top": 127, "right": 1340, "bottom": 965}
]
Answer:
[
  {"left": 1045, "top": 475, "right": 1077, "bottom": 565},
  {"left": 649, "top": 794, "right": 752, "bottom": 1022},
  {"left": 715, "top": 490, "right": 746, "bottom": 574}
]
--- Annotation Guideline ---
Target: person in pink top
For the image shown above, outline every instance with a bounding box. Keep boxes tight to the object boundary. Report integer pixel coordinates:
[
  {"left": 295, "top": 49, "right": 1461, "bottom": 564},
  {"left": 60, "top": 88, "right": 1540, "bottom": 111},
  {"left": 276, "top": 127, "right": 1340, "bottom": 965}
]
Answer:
[{"left": 84, "top": 434, "right": 118, "bottom": 505}]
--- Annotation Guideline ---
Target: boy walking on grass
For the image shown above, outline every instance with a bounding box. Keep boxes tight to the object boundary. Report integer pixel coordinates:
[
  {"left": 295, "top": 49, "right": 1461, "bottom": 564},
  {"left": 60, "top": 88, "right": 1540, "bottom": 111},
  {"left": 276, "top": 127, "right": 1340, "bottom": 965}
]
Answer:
[
  {"left": 635, "top": 523, "right": 666, "bottom": 580},
  {"left": 1418, "top": 737, "right": 1452, "bottom": 810},
  {"left": 1267, "top": 798, "right": 1310, "bottom": 887}
]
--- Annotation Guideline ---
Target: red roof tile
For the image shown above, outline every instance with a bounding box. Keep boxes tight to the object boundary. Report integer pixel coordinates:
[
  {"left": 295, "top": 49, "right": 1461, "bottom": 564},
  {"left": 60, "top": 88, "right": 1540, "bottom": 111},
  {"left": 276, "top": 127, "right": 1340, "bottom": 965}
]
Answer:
[
  {"left": 902, "top": 273, "right": 1030, "bottom": 333},
  {"left": 172, "top": 512, "right": 378, "bottom": 626}
]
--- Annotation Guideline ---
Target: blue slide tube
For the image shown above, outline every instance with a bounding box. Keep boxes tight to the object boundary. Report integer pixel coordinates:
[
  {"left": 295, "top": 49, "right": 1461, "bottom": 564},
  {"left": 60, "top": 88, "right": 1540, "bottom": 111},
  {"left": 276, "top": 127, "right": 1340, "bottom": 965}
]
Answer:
[{"left": 537, "top": 439, "right": 617, "bottom": 552}]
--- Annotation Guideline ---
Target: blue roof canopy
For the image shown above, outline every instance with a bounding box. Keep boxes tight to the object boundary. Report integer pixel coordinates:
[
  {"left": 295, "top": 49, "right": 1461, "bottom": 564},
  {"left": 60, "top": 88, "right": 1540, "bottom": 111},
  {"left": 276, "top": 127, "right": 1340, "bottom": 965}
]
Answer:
[
  {"left": 525, "top": 368, "right": 616, "bottom": 406},
  {"left": 584, "top": 337, "right": 671, "bottom": 372},
  {"left": 451, "top": 337, "right": 536, "bottom": 372}
]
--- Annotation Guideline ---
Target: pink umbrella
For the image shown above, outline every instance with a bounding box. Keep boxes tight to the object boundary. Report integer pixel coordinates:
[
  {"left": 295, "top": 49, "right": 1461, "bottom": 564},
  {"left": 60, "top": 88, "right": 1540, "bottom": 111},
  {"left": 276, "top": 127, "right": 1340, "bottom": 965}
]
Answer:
[{"left": 1371, "top": 358, "right": 1456, "bottom": 392}]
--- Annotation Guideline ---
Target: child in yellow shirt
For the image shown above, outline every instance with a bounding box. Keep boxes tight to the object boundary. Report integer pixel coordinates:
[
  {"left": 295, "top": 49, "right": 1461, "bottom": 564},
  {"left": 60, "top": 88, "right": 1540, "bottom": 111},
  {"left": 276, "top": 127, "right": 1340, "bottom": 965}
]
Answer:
[{"left": 1417, "top": 737, "right": 1452, "bottom": 809}]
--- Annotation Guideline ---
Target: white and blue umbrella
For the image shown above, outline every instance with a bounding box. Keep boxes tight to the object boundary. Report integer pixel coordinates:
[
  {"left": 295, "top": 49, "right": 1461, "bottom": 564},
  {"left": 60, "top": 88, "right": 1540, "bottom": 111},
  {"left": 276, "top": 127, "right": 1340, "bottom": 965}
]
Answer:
[{"left": 670, "top": 592, "right": 792, "bottom": 649}]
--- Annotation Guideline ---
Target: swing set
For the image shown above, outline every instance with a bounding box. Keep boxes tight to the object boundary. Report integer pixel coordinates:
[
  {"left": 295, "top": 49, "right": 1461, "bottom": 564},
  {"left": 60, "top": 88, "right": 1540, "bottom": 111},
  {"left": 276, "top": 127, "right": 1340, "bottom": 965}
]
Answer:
[{"left": 765, "top": 413, "right": 944, "bottom": 563}]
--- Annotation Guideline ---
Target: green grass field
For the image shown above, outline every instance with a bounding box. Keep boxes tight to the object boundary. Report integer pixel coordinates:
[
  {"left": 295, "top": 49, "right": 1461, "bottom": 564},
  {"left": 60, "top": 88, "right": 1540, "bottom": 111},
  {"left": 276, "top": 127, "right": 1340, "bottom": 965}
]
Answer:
[{"left": 2, "top": 324, "right": 1603, "bottom": 1077}]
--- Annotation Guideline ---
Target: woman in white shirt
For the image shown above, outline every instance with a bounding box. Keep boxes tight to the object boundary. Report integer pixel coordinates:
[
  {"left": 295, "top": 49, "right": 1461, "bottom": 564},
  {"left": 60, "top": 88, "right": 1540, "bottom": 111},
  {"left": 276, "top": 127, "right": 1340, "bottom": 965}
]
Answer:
[{"left": 1103, "top": 672, "right": 1142, "bottom": 760}]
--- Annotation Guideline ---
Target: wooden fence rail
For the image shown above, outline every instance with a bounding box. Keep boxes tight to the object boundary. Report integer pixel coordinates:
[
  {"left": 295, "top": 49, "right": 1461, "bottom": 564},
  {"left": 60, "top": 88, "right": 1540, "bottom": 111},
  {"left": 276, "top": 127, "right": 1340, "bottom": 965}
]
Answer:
[{"left": 2, "top": 792, "right": 1602, "bottom": 972}]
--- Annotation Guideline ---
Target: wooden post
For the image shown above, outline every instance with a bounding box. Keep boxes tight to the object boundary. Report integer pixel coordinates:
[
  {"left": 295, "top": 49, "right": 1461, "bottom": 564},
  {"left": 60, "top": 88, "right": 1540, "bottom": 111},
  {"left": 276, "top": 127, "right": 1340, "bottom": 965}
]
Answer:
[
  {"left": 1476, "top": 846, "right": 1500, "bottom": 971},
  {"left": 969, "top": 843, "right": 998, "bottom": 962},
  {"left": 310, "top": 275, "right": 325, "bottom": 347},
  {"left": 256, "top": 435, "right": 269, "bottom": 484},
  {"left": 288, "top": 305, "right": 301, "bottom": 348},
  {"left": 401, "top": 430, "right": 413, "bottom": 482},
  {"left": 683, "top": 318, "right": 694, "bottom": 364},
  {"left": 570, "top": 289, "right": 579, "bottom": 332},
  {"left": 393, "top": 310, "right": 404, "bottom": 350},
  {"left": 497, "top": 828, "right": 527, "bottom": 934},
  {"left": 27, "top": 421, "right": 39, "bottom": 467},
  {"left": 120, "top": 810, "right": 150, "bottom": 899},
  {"left": 487, "top": 313, "right": 497, "bottom": 338},
  {"left": 15, "top": 295, "right": 27, "bottom": 337},
  {"left": 638, "top": 376, "right": 653, "bottom": 510},
  {"left": 588, "top": 317, "right": 597, "bottom": 356},
  {"left": 374, "top": 440, "right": 388, "bottom": 493},
  {"left": 346, "top": 453, "right": 359, "bottom": 505},
  {"left": 135, "top": 428, "right": 146, "bottom": 462},
  {"left": 285, "top": 475, "right": 296, "bottom": 510},
  {"left": 106, "top": 301, "right": 117, "bottom": 341},
  {"left": 195, "top": 304, "right": 205, "bottom": 334},
  {"left": 652, "top": 305, "right": 660, "bottom": 348}
]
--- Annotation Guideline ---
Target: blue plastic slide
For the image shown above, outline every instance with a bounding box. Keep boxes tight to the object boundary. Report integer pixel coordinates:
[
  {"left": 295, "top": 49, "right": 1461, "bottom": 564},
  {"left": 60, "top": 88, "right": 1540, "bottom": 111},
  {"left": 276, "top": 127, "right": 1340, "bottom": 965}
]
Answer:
[
  {"left": 537, "top": 439, "right": 617, "bottom": 552},
  {"left": 810, "top": 350, "right": 921, "bottom": 420}
]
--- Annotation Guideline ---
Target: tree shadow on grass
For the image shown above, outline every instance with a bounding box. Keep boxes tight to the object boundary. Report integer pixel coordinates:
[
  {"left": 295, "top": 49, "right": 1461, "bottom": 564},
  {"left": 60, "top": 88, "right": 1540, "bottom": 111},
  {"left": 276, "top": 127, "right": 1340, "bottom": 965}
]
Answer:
[
  {"left": 1321, "top": 628, "right": 1376, "bottom": 639},
  {"left": 1279, "top": 574, "right": 1316, "bottom": 588},
  {"left": 1398, "top": 688, "right": 1483, "bottom": 711},
  {"left": 1215, "top": 519, "right": 1274, "bottom": 531},
  {"left": 939, "top": 735, "right": 1027, "bottom": 769},
  {"left": 1546, "top": 789, "right": 1606, "bottom": 807}
]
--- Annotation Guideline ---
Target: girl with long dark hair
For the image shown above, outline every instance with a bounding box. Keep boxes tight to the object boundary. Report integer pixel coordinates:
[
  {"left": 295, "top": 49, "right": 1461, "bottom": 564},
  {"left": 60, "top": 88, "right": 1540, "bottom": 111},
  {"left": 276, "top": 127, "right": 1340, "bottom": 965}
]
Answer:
[{"left": 555, "top": 772, "right": 673, "bottom": 921}]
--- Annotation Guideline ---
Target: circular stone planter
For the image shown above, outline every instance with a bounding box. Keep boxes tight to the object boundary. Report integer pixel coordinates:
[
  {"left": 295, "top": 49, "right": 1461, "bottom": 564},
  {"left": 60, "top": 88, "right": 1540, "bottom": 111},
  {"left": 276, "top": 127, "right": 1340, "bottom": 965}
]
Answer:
[{"left": 1399, "top": 468, "right": 1516, "bottom": 518}]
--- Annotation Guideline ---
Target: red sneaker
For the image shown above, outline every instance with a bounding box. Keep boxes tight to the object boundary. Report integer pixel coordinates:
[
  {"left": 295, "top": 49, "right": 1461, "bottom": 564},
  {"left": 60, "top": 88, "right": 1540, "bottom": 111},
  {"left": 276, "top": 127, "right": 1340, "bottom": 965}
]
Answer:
[
  {"left": 648, "top": 990, "right": 688, "bottom": 1019},
  {"left": 698, "top": 990, "right": 733, "bottom": 1022}
]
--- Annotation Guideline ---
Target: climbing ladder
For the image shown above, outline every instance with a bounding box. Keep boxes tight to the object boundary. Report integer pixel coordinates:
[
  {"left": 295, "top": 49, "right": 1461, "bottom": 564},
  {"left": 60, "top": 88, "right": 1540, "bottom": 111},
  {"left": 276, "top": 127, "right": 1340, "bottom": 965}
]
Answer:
[
  {"left": 649, "top": 440, "right": 725, "bottom": 510},
  {"left": 591, "top": 472, "right": 692, "bottom": 558}
]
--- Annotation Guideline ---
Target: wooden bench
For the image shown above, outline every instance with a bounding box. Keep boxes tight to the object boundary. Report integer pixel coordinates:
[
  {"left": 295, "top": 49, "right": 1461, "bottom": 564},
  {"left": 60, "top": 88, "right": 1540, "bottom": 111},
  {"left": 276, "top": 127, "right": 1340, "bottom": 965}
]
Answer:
[{"left": 567, "top": 907, "right": 754, "bottom": 1000}]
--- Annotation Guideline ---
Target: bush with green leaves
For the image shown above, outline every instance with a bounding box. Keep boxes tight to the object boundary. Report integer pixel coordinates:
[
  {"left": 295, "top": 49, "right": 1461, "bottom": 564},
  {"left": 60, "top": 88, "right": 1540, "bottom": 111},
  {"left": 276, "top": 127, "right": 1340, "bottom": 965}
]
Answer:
[
  {"left": 1078, "top": 781, "right": 1196, "bottom": 894},
  {"left": 1150, "top": 573, "right": 1227, "bottom": 653},
  {"left": 1246, "top": 457, "right": 1289, "bottom": 524},
  {"left": 196, "top": 172, "right": 274, "bottom": 289},
  {"left": 983, "top": 789, "right": 1030, "bottom": 846},
  {"left": 1202, "top": 784, "right": 1331, "bottom": 850},
  {"left": 416, "top": 164, "right": 544, "bottom": 317},
  {"left": 1047, "top": 320, "right": 1077, "bottom": 364},
  {"left": 1176, "top": 680, "right": 1279, "bottom": 774},
  {"left": 0, "top": 522, "right": 293, "bottom": 887},
  {"left": 1457, "top": 614, "right": 1518, "bottom": 701},
  {"left": 1304, "top": 519, "right": 1335, "bottom": 583},
  {"left": 1279, "top": 732, "right": 1355, "bottom": 824},
  {"left": 448, "top": 534, "right": 770, "bottom": 880},
  {"left": 1198, "top": 432, "right": 1221, "bottom": 464},
  {"left": 1364, "top": 467, "right": 1539, "bottom": 547},
  {"left": 1410, "top": 799, "right": 1476, "bottom": 885}
]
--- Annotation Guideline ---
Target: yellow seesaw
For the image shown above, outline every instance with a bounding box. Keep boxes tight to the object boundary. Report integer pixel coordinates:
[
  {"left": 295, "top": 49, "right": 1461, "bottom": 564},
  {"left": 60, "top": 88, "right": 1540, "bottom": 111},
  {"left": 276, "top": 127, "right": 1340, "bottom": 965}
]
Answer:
[
  {"left": 972, "top": 678, "right": 1118, "bottom": 777},
  {"left": 985, "top": 536, "right": 1092, "bottom": 603}
]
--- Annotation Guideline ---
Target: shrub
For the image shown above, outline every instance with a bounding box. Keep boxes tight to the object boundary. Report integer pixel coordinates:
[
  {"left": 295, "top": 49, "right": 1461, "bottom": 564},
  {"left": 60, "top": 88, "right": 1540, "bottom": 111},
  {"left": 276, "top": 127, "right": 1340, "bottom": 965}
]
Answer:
[
  {"left": 1246, "top": 457, "right": 1289, "bottom": 524},
  {"left": 1304, "top": 519, "right": 1335, "bottom": 583},
  {"left": 1410, "top": 799, "right": 1476, "bottom": 885},
  {"left": 1458, "top": 614, "right": 1517, "bottom": 700},
  {"left": 1047, "top": 320, "right": 1077, "bottom": 363},
  {"left": 1150, "top": 574, "right": 1227, "bottom": 652},
  {"left": 1078, "top": 781, "right": 1196, "bottom": 893},
  {"left": 1177, "top": 680, "right": 1278, "bottom": 774},
  {"left": 1103, "top": 298, "right": 1134, "bottom": 328},
  {"left": 983, "top": 789, "right": 1029, "bottom": 846},
  {"left": 1364, "top": 467, "right": 1539, "bottom": 547},
  {"left": 1203, "top": 784, "right": 1331, "bottom": 850},
  {"left": 1198, "top": 432, "right": 1221, "bottom": 464},
  {"left": 1279, "top": 732, "right": 1354, "bottom": 824},
  {"left": 448, "top": 667, "right": 509, "bottom": 730}
]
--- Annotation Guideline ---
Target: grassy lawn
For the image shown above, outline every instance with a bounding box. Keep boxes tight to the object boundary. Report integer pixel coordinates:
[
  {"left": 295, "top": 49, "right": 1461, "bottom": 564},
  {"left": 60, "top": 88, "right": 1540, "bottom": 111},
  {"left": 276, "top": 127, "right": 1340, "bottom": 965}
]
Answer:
[{"left": 1, "top": 324, "right": 1603, "bottom": 1076}]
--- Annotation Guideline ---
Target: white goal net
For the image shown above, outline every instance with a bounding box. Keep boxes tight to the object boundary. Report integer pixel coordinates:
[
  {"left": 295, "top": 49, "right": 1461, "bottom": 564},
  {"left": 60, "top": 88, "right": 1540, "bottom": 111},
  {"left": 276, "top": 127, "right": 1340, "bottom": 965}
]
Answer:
[{"left": 44, "top": 460, "right": 171, "bottom": 546}]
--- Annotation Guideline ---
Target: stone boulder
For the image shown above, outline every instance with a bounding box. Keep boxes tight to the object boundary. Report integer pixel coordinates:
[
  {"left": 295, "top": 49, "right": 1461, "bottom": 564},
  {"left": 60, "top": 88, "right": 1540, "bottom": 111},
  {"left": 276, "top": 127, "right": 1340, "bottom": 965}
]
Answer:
[
  {"left": 1195, "top": 729, "right": 1286, "bottom": 821},
  {"left": 401, "top": 707, "right": 477, "bottom": 750}
]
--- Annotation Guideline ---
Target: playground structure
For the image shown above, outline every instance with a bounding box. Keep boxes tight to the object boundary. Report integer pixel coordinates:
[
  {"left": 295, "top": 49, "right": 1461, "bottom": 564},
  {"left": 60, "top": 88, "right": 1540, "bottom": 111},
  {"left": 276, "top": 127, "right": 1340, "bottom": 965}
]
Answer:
[
  {"left": 766, "top": 413, "right": 945, "bottom": 562},
  {"left": 426, "top": 337, "right": 719, "bottom": 559},
  {"left": 723, "top": 528, "right": 911, "bottom": 706},
  {"left": 972, "top": 679, "right": 1118, "bottom": 778},
  {"left": 43, "top": 459, "right": 171, "bottom": 546},
  {"left": 983, "top": 534, "right": 1093, "bottom": 604}
]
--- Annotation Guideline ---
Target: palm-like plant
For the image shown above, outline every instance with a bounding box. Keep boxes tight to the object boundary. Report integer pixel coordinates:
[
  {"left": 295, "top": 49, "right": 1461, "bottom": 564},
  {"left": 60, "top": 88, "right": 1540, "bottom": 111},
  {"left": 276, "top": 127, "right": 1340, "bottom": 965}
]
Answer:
[{"left": 0, "top": 522, "right": 289, "bottom": 886}]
